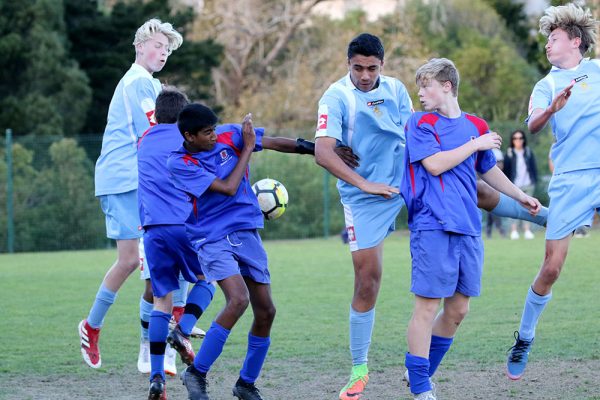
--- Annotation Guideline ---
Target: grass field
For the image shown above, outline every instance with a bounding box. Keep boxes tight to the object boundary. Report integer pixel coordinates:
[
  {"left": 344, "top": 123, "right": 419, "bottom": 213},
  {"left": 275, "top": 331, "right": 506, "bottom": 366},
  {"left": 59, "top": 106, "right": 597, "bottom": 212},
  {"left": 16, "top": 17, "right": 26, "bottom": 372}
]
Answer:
[{"left": 1, "top": 233, "right": 599, "bottom": 399}]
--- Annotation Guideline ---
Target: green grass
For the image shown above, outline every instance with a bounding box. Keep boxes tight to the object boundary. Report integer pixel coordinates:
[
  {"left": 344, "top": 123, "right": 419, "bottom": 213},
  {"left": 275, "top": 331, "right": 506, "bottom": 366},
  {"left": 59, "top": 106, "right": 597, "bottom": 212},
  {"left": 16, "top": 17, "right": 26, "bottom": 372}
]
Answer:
[{"left": 1, "top": 233, "right": 599, "bottom": 377}]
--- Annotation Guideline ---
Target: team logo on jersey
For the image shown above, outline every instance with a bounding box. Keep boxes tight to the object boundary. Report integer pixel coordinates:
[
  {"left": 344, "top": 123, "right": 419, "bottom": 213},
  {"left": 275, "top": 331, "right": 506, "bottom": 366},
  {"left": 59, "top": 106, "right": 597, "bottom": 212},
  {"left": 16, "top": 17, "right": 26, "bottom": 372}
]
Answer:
[
  {"left": 317, "top": 114, "right": 328, "bottom": 130},
  {"left": 219, "top": 149, "right": 232, "bottom": 165},
  {"left": 573, "top": 74, "right": 588, "bottom": 83},
  {"left": 347, "top": 226, "right": 356, "bottom": 243},
  {"left": 367, "top": 99, "right": 384, "bottom": 106}
]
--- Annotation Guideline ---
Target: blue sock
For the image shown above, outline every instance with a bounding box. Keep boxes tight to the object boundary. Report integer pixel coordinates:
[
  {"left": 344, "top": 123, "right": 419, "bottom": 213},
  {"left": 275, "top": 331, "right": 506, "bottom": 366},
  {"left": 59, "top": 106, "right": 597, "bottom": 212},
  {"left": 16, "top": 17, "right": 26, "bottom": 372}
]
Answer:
[
  {"left": 193, "top": 321, "right": 230, "bottom": 373},
  {"left": 405, "top": 353, "right": 431, "bottom": 394},
  {"left": 87, "top": 284, "right": 117, "bottom": 329},
  {"left": 140, "top": 297, "right": 153, "bottom": 341},
  {"left": 428, "top": 335, "right": 453, "bottom": 377},
  {"left": 239, "top": 334, "right": 271, "bottom": 384},
  {"left": 349, "top": 306, "right": 375, "bottom": 365},
  {"left": 519, "top": 286, "right": 552, "bottom": 340},
  {"left": 149, "top": 310, "right": 170, "bottom": 381},
  {"left": 180, "top": 280, "right": 216, "bottom": 336},
  {"left": 491, "top": 193, "right": 548, "bottom": 226},
  {"left": 173, "top": 277, "right": 190, "bottom": 308}
]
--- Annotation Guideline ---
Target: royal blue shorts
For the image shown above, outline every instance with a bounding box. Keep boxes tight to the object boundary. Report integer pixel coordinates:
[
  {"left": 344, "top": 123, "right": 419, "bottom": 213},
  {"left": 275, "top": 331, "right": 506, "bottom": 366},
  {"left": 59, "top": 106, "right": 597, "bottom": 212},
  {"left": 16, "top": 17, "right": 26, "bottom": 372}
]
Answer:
[
  {"left": 99, "top": 190, "right": 143, "bottom": 240},
  {"left": 410, "top": 230, "right": 483, "bottom": 298},
  {"left": 195, "top": 229, "right": 270, "bottom": 284},
  {"left": 143, "top": 225, "right": 202, "bottom": 297}
]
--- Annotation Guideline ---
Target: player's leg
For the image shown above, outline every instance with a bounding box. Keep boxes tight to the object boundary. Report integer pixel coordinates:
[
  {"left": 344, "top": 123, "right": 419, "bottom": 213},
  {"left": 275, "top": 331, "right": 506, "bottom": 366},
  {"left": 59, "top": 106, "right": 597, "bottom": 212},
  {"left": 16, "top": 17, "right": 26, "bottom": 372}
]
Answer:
[
  {"left": 148, "top": 291, "right": 173, "bottom": 400},
  {"left": 138, "top": 279, "right": 154, "bottom": 374}
]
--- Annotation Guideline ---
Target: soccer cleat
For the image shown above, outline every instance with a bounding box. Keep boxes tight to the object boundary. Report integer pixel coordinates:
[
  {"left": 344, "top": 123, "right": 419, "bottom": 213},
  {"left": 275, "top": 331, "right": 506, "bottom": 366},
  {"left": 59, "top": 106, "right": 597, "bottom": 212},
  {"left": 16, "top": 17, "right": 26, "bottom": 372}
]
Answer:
[
  {"left": 138, "top": 339, "right": 151, "bottom": 374},
  {"left": 507, "top": 331, "right": 534, "bottom": 380},
  {"left": 181, "top": 365, "right": 210, "bottom": 400},
  {"left": 78, "top": 319, "right": 101, "bottom": 368},
  {"left": 414, "top": 390, "right": 437, "bottom": 400},
  {"left": 510, "top": 231, "right": 520, "bottom": 240},
  {"left": 169, "top": 317, "right": 206, "bottom": 339},
  {"left": 167, "top": 325, "right": 195, "bottom": 365},
  {"left": 339, "top": 364, "right": 369, "bottom": 400},
  {"left": 403, "top": 370, "right": 436, "bottom": 396},
  {"left": 524, "top": 230, "right": 535, "bottom": 240},
  {"left": 148, "top": 374, "right": 167, "bottom": 400},
  {"left": 232, "top": 377, "right": 265, "bottom": 400},
  {"left": 164, "top": 343, "right": 178, "bottom": 376}
]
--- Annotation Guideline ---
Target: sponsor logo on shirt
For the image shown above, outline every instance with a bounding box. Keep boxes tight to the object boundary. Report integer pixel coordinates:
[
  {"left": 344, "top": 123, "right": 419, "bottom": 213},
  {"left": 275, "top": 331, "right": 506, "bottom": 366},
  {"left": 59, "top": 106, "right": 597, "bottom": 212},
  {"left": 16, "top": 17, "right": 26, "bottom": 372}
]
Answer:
[
  {"left": 367, "top": 99, "right": 384, "bottom": 106},
  {"left": 347, "top": 226, "right": 356, "bottom": 243},
  {"left": 317, "top": 114, "right": 328, "bottom": 130}
]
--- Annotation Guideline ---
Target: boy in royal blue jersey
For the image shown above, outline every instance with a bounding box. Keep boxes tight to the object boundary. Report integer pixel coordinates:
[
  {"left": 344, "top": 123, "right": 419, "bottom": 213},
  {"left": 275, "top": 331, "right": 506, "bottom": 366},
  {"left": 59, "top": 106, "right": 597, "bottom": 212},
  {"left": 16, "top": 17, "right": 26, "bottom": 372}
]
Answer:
[
  {"left": 137, "top": 88, "right": 217, "bottom": 400},
  {"left": 506, "top": 3, "right": 600, "bottom": 381},
  {"left": 401, "top": 58, "right": 541, "bottom": 400}
]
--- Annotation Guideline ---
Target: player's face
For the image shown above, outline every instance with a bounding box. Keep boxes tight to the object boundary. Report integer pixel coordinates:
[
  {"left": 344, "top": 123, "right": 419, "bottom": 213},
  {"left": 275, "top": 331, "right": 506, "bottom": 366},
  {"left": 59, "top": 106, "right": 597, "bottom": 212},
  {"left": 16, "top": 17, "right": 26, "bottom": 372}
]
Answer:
[
  {"left": 185, "top": 125, "right": 217, "bottom": 152},
  {"left": 545, "top": 28, "right": 580, "bottom": 67},
  {"left": 348, "top": 55, "right": 383, "bottom": 92},
  {"left": 136, "top": 32, "right": 171, "bottom": 74},
  {"left": 417, "top": 79, "right": 447, "bottom": 111}
]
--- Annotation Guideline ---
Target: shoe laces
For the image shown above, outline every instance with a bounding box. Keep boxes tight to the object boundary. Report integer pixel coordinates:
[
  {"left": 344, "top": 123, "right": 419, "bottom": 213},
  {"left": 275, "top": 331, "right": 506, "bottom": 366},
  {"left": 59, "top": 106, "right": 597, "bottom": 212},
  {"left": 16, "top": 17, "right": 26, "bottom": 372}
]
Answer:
[{"left": 507, "top": 331, "right": 532, "bottom": 362}]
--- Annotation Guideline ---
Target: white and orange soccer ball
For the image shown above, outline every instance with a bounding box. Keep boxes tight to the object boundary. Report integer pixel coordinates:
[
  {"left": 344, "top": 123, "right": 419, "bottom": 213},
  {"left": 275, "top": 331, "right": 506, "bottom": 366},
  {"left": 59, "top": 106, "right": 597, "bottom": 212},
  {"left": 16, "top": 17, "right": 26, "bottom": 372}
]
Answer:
[{"left": 252, "top": 178, "right": 288, "bottom": 220}]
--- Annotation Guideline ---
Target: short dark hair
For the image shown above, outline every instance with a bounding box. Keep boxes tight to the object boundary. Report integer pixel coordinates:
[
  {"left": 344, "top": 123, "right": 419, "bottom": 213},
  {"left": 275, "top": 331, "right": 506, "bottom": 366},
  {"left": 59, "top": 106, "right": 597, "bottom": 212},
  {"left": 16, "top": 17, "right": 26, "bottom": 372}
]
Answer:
[
  {"left": 347, "top": 33, "right": 384, "bottom": 61},
  {"left": 177, "top": 103, "right": 218, "bottom": 136},
  {"left": 155, "top": 87, "right": 189, "bottom": 124}
]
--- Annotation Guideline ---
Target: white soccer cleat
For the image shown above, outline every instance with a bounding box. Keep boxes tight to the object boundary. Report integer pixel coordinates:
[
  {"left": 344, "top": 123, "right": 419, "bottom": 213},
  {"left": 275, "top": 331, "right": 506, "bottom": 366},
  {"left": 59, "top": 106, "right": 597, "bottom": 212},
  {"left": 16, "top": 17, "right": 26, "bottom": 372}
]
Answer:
[
  {"left": 524, "top": 230, "right": 535, "bottom": 240},
  {"left": 510, "top": 231, "right": 520, "bottom": 240},
  {"left": 137, "top": 339, "right": 151, "bottom": 374},
  {"left": 414, "top": 390, "right": 437, "bottom": 400},
  {"left": 164, "top": 343, "right": 178, "bottom": 376}
]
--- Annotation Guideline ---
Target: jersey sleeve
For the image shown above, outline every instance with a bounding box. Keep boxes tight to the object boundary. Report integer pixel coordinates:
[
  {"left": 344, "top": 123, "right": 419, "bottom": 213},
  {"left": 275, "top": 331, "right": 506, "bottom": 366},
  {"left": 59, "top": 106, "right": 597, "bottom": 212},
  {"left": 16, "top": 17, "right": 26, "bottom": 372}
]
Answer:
[
  {"left": 125, "top": 77, "right": 159, "bottom": 137},
  {"left": 406, "top": 115, "right": 441, "bottom": 163},
  {"left": 527, "top": 79, "right": 552, "bottom": 120},
  {"left": 167, "top": 154, "right": 216, "bottom": 199},
  {"left": 315, "top": 92, "right": 344, "bottom": 141},
  {"left": 216, "top": 124, "right": 264, "bottom": 152},
  {"left": 396, "top": 81, "right": 414, "bottom": 131},
  {"left": 476, "top": 148, "right": 497, "bottom": 174}
]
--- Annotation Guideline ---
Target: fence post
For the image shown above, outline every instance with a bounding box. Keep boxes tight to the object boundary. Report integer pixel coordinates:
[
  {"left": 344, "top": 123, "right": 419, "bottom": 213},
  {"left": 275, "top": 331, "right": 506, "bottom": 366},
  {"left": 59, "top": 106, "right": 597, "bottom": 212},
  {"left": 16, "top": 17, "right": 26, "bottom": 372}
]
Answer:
[
  {"left": 6, "top": 129, "right": 14, "bottom": 253},
  {"left": 323, "top": 170, "right": 330, "bottom": 238}
]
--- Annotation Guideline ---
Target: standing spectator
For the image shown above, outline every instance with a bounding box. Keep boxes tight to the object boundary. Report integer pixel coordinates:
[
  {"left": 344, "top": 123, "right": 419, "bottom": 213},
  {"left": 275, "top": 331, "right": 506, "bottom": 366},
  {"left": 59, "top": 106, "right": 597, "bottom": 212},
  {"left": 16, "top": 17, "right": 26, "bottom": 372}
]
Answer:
[
  {"left": 486, "top": 148, "right": 507, "bottom": 238},
  {"left": 504, "top": 130, "right": 538, "bottom": 239}
]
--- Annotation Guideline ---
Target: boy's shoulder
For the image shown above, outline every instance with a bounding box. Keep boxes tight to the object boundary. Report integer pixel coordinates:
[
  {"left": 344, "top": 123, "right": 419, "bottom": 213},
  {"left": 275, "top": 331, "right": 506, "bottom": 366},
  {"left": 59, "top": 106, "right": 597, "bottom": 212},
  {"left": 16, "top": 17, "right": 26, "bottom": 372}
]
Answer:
[{"left": 462, "top": 112, "right": 489, "bottom": 135}]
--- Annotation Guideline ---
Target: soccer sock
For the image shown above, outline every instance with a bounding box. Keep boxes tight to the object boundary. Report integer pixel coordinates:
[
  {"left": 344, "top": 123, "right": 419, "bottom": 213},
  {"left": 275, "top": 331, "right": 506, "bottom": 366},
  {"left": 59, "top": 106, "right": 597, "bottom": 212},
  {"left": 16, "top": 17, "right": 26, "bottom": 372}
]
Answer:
[
  {"left": 180, "top": 280, "right": 216, "bottom": 336},
  {"left": 140, "top": 296, "right": 153, "bottom": 341},
  {"left": 491, "top": 192, "right": 548, "bottom": 227},
  {"left": 239, "top": 333, "right": 271, "bottom": 384},
  {"left": 428, "top": 335, "right": 453, "bottom": 377},
  {"left": 193, "top": 321, "right": 230, "bottom": 373},
  {"left": 349, "top": 306, "right": 375, "bottom": 366},
  {"left": 519, "top": 286, "right": 552, "bottom": 340},
  {"left": 173, "top": 276, "right": 190, "bottom": 308},
  {"left": 405, "top": 353, "right": 431, "bottom": 394},
  {"left": 149, "top": 310, "right": 170, "bottom": 381},
  {"left": 86, "top": 284, "right": 117, "bottom": 329}
]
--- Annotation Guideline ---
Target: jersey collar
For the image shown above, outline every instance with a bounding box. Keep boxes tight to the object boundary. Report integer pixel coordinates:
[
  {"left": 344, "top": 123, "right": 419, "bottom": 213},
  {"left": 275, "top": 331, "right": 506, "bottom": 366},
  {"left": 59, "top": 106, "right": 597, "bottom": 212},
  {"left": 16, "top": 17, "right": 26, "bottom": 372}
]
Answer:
[
  {"left": 131, "top": 63, "right": 155, "bottom": 79},
  {"left": 550, "top": 57, "right": 589, "bottom": 72},
  {"left": 344, "top": 73, "right": 387, "bottom": 92}
]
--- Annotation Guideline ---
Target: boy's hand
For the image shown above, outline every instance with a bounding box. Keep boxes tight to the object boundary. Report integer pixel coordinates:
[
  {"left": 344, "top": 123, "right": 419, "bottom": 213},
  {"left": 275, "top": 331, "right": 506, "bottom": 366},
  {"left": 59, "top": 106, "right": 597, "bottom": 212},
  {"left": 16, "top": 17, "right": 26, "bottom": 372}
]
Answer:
[
  {"left": 334, "top": 145, "right": 360, "bottom": 168},
  {"left": 359, "top": 181, "right": 399, "bottom": 199},
  {"left": 519, "top": 194, "right": 542, "bottom": 216},
  {"left": 241, "top": 113, "right": 256, "bottom": 151},
  {"left": 473, "top": 132, "right": 502, "bottom": 151},
  {"left": 548, "top": 81, "right": 574, "bottom": 114}
]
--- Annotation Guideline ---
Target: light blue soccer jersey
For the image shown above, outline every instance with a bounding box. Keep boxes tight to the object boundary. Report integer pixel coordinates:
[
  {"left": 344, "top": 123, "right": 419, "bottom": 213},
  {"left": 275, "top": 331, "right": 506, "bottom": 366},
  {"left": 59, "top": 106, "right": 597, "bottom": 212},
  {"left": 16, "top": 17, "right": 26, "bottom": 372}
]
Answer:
[
  {"left": 95, "top": 63, "right": 162, "bottom": 196},
  {"left": 528, "top": 58, "right": 600, "bottom": 174},
  {"left": 316, "top": 74, "right": 413, "bottom": 204}
]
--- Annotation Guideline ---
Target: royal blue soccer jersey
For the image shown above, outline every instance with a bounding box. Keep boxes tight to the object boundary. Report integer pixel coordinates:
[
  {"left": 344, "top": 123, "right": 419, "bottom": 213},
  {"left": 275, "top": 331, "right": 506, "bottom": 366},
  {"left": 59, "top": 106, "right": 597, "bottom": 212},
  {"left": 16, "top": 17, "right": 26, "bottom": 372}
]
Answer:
[
  {"left": 528, "top": 58, "right": 600, "bottom": 174},
  {"left": 167, "top": 124, "right": 265, "bottom": 246},
  {"left": 315, "top": 74, "right": 413, "bottom": 204},
  {"left": 95, "top": 64, "right": 162, "bottom": 196},
  {"left": 401, "top": 112, "right": 496, "bottom": 236},
  {"left": 137, "top": 123, "right": 193, "bottom": 227}
]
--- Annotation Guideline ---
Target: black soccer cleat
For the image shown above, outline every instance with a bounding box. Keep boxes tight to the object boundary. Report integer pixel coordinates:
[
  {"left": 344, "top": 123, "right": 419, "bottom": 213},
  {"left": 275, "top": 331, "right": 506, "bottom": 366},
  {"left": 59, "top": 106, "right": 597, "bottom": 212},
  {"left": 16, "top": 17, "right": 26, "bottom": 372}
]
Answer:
[
  {"left": 148, "top": 374, "right": 166, "bottom": 400},
  {"left": 167, "top": 325, "right": 195, "bottom": 365},
  {"left": 232, "top": 377, "right": 265, "bottom": 400},
  {"left": 181, "top": 365, "right": 210, "bottom": 400}
]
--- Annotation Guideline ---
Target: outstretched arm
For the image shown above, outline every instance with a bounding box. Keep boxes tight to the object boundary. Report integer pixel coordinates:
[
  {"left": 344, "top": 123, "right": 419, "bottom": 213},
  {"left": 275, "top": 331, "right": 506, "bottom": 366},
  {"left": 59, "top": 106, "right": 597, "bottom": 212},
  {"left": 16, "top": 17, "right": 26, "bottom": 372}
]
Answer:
[
  {"left": 528, "top": 81, "right": 574, "bottom": 134},
  {"left": 480, "top": 166, "right": 541, "bottom": 215},
  {"left": 262, "top": 136, "right": 359, "bottom": 168}
]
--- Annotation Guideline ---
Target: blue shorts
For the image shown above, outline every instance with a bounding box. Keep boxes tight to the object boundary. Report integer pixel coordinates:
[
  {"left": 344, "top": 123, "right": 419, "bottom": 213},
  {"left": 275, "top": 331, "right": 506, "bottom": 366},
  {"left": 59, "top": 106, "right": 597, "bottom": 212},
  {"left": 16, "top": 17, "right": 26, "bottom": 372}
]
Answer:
[
  {"left": 195, "top": 230, "right": 270, "bottom": 284},
  {"left": 143, "top": 225, "right": 202, "bottom": 297},
  {"left": 342, "top": 196, "right": 404, "bottom": 251},
  {"left": 99, "top": 190, "right": 143, "bottom": 240},
  {"left": 546, "top": 169, "right": 600, "bottom": 240},
  {"left": 410, "top": 230, "right": 483, "bottom": 298},
  {"left": 139, "top": 237, "right": 188, "bottom": 281}
]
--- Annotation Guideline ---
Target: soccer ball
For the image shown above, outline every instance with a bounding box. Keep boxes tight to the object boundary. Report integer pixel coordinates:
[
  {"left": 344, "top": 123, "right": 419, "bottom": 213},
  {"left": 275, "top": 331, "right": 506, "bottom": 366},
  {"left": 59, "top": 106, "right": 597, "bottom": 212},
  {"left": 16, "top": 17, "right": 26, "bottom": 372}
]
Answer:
[{"left": 252, "top": 178, "right": 288, "bottom": 220}]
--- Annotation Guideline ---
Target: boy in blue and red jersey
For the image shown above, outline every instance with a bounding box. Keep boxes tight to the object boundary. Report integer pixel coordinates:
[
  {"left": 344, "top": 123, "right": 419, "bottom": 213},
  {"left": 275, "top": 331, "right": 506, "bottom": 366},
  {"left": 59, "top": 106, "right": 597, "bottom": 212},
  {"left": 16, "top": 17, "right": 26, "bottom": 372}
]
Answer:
[
  {"left": 401, "top": 58, "right": 541, "bottom": 400},
  {"left": 137, "top": 88, "right": 217, "bottom": 400}
]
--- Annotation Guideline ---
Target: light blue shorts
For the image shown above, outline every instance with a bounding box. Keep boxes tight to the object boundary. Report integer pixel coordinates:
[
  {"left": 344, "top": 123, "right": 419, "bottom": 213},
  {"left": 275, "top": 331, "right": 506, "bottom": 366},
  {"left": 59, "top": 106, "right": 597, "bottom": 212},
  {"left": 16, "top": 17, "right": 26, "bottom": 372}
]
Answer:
[
  {"left": 410, "top": 230, "right": 483, "bottom": 298},
  {"left": 195, "top": 230, "right": 270, "bottom": 284},
  {"left": 342, "top": 195, "right": 404, "bottom": 252},
  {"left": 99, "top": 190, "right": 143, "bottom": 240},
  {"left": 546, "top": 169, "right": 600, "bottom": 240}
]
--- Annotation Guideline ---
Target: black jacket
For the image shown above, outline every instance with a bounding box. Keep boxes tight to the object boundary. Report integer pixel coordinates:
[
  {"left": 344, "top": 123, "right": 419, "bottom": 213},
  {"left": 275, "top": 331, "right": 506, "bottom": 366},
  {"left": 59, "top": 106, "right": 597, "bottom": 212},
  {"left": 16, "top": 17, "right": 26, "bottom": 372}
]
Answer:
[{"left": 503, "top": 147, "right": 538, "bottom": 186}]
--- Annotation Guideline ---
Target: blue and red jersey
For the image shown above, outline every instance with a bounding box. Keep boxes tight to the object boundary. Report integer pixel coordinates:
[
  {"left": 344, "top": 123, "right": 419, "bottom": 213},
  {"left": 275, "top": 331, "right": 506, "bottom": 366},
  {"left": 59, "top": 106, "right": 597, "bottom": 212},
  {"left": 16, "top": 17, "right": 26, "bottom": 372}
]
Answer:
[
  {"left": 167, "top": 124, "right": 265, "bottom": 246},
  {"left": 401, "top": 111, "right": 496, "bottom": 236}
]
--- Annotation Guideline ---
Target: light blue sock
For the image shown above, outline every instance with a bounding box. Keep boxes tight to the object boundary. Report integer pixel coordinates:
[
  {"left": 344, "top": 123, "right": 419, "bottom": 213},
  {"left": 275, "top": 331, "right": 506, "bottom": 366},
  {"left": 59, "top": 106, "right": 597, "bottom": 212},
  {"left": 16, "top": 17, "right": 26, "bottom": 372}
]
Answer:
[
  {"left": 519, "top": 286, "right": 552, "bottom": 340},
  {"left": 140, "top": 297, "right": 154, "bottom": 341},
  {"left": 173, "top": 277, "right": 190, "bottom": 308},
  {"left": 349, "top": 306, "right": 375, "bottom": 366},
  {"left": 491, "top": 193, "right": 548, "bottom": 226},
  {"left": 87, "top": 284, "right": 117, "bottom": 329}
]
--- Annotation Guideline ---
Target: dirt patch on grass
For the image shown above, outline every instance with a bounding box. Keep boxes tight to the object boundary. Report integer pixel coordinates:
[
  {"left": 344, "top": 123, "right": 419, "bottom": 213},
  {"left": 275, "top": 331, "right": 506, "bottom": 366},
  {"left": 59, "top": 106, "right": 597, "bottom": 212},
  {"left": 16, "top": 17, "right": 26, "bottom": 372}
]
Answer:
[{"left": 3, "top": 359, "right": 600, "bottom": 399}]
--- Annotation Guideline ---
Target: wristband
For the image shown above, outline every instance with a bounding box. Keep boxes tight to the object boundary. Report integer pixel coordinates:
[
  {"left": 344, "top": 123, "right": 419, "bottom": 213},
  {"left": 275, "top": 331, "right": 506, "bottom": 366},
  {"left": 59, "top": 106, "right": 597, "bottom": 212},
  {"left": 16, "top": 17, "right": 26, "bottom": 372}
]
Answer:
[{"left": 295, "top": 138, "right": 315, "bottom": 155}]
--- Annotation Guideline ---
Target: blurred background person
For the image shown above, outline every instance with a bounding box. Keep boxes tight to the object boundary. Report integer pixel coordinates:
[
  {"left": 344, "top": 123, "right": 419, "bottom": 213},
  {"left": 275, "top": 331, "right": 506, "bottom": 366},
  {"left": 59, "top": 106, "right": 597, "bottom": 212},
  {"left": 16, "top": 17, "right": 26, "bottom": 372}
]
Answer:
[{"left": 486, "top": 147, "right": 507, "bottom": 238}]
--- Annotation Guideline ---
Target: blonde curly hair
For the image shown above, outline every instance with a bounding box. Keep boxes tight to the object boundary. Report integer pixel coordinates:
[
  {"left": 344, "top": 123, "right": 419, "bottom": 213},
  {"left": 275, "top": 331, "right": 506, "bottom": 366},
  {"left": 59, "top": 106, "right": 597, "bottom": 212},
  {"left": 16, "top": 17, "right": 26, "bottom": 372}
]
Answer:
[
  {"left": 539, "top": 2, "right": 598, "bottom": 55},
  {"left": 133, "top": 18, "right": 183, "bottom": 55}
]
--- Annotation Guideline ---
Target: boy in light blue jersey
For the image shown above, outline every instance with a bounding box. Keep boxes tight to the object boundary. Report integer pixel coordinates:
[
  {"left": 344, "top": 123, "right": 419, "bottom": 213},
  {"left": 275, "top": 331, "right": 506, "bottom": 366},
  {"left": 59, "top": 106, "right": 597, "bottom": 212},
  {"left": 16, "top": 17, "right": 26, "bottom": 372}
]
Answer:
[
  {"left": 79, "top": 19, "right": 183, "bottom": 371},
  {"left": 507, "top": 3, "right": 600, "bottom": 381},
  {"left": 401, "top": 58, "right": 540, "bottom": 400}
]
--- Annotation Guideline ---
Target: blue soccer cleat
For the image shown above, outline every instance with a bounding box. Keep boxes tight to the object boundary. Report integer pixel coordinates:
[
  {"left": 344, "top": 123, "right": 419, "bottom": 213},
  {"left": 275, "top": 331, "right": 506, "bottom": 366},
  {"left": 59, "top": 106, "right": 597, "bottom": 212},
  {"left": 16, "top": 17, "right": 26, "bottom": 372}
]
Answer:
[{"left": 506, "top": 331, "right": 534, "bottom": 380}]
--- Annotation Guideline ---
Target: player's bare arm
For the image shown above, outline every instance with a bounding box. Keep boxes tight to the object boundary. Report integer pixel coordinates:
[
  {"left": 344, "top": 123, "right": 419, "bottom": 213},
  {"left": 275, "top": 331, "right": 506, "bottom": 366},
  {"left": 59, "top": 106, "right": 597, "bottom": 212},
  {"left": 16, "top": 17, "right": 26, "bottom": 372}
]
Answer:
[
  {"left": 528, "top": 81, "right": 574, "bottom": 134},
  {"left": 262, "top": 136, "right": 359, "bottom": 168},
  {"left": 480, "top": 166, "right": 541, "bottom": 215},
  {"left": 209, "top": 113, "right": 255, "bottom": 196},
  {"left": 315, "top": 136, "right": 398, "bottom": 198},
  {"left": 421, "top": 132, "right": 502, "bottom": 176}
]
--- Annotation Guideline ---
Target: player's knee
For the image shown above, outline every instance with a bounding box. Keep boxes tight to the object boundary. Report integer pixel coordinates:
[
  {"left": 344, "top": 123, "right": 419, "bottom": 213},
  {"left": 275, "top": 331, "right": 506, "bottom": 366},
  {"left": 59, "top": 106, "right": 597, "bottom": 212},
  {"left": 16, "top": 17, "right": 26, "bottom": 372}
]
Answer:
[
  {"left": 226, "top": 293, "right": 250, "bottom": 315},
  {"left": 447, "top": 303, "right": 469, "bottom": 323},
  {"left": 256, "top": 304, "right": 276, "bottom": 326},
  {"left": 540, "top": 263, "right": 562, "bottom": 284}
]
